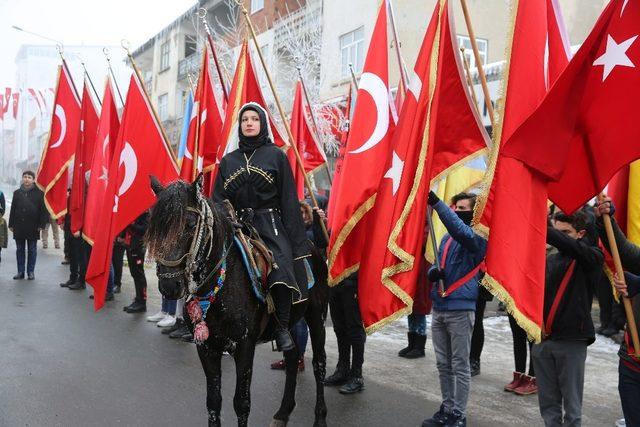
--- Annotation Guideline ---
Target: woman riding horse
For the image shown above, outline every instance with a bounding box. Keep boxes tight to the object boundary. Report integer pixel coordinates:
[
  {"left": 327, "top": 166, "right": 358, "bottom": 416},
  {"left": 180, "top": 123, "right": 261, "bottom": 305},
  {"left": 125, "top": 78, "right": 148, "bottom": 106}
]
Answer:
[{"left": 212, "top": 102, "right": 311, "bottom": 352}]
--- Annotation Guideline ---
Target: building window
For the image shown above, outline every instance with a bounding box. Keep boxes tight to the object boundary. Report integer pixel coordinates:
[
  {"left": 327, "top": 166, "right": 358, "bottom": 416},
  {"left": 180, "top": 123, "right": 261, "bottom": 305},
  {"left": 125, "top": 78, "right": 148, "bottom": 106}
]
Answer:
[
  {"left": 158, "top": 93, "right": 169, "bottom": 121},
  {"left": 457, "top": 35, "right": 488, "bottom": 68},
  {"left": 160, "top": 41, "right": 171, "bottom": 72},
  {"left": 340, "top": 27, "right": 365, "bottom": 78},
  {"left": 184, "top": 38, "right": 197, "bottom": 58},
  {"left": 251, "top": 0, "right": 264, "bottom": 13}
]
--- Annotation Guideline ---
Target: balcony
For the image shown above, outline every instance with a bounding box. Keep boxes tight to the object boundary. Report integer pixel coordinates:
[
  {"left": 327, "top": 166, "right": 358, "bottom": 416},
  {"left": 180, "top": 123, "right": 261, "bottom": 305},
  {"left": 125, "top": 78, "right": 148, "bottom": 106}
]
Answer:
[{"left": 178, "top": 54, "right": 199, "bottom": 80}]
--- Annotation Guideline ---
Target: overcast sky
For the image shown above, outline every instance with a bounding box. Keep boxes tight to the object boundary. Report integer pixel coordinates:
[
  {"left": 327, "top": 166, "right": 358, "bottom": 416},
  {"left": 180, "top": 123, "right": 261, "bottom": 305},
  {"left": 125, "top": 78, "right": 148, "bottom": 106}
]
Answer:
[{"left": 0, "top": 0, "right": 196, "bottom": 87}]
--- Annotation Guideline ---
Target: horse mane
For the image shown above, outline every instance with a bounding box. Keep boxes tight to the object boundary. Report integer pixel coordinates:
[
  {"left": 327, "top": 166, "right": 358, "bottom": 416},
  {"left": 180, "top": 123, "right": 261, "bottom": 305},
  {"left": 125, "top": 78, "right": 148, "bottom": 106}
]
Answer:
[{"left": 146, "top": 180, "right": 233, "bottom": 260}]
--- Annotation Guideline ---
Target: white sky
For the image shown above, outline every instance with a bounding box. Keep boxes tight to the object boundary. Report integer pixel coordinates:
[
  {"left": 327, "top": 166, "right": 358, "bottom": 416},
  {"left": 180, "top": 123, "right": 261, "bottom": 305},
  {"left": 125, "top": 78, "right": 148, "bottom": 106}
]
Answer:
[{"left": 0, "top": 0, "right": 196, "bottom": 87}]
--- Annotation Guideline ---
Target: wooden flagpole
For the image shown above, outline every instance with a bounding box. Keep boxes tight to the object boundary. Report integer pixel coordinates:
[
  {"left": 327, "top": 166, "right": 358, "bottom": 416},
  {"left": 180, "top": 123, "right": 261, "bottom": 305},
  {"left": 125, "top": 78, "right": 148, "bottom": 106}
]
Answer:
[
  {"left": 233, "top": 0, "right": 330, "bottom": 245},
  {"left": 459, "top": 0, "right": 495, "bottom": 129},
  {"left": 198, "top": 8, "right": 230, "bottom": 102},
  {"left": 348, "top": 63, "right": 360, "bottom": 90},
  {"left": 387, "top": 0, "right": 409, "bottom": 95},
  {"left": 599, "top": 194, "right": 640, "bottom": 357},
  {"left": 103, "top": 48, "right": 125, "bottom": 107},
  {"left": 460, "top": 47, "right": 481, "bottom": 117},
  {"left": 80, "top": 61, "right": 102, "bottom": 108}
]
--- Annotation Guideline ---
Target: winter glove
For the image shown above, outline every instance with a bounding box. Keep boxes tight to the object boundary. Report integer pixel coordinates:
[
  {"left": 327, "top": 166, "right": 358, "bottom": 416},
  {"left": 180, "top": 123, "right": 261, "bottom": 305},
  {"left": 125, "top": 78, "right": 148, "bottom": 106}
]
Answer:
[
  {"left": 427, "top": 266, "right": 444, "bottom": 283},
  {"left": 428, "top": 191, "right": 440, "bottom": 207}
]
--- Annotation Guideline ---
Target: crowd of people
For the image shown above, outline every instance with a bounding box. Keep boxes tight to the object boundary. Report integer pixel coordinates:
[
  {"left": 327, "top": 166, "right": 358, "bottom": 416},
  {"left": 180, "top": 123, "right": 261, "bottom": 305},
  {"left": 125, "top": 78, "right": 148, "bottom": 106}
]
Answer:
[{"left": 2, "top": 104, "right": 637, "bottom": 427}]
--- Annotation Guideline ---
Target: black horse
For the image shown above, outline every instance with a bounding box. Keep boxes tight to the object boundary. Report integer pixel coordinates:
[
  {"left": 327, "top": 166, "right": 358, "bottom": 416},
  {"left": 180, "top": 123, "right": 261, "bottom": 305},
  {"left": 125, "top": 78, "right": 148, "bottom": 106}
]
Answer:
[{"left": 147, "top": 176, "right": 329, "bottom": 427}]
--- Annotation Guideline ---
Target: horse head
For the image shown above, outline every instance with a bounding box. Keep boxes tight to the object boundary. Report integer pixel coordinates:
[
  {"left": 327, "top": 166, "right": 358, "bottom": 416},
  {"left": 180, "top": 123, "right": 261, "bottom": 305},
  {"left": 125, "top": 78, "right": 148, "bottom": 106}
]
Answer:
[{"left": 147, "top": 174, "right": 225, "bottom": 301}]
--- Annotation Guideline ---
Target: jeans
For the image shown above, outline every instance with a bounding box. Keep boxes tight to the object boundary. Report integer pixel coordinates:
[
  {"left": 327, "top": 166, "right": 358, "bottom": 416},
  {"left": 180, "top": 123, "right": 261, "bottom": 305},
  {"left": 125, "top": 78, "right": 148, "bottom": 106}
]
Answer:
[
  {"left": 292, "top": 318, "right": 309, "bottom": 355},
  {"left": 161, "top": 297, "right": 177, "bottom": 315},
  {"left": 431, "top": 309, "right": 474, "bottom": 416},
  {"left": 408, "top": 313, "right": 427, "bottom": 336},
  {"left": 15, "top": 239, "right": 37, "bottom": 274},
  {"left": 619, "top": 359, "right": 640, "bottom": 427},
  {"left": 107, "top": 263, "right": 115, "bottom": 294},
  {"left": 532, "top": 340, "right": 588, "bottom": 427}
]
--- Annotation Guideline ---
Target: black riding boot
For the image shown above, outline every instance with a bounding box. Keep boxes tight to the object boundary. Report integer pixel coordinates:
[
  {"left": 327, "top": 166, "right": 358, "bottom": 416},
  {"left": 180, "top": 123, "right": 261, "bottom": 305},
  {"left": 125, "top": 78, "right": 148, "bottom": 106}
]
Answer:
[
  {"left": 399, "top": 332, "right": 415, "bottom": 357},
  {"left": 339, "top": 366, "right": 365, "bottom": 394},
  {"left": 271, "top": 283, "right": 295, "bottom": 351}
]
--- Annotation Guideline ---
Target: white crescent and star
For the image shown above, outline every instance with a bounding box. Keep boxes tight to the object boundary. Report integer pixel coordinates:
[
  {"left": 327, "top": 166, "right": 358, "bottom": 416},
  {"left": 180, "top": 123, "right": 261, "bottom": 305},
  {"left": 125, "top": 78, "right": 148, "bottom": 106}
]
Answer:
[
  {"left": 118, "top": 142, "right": 137, "bottom": 197},
  {"left": 593, "top": 34, "right": 638, "bottom": 82},
  {"left": 384, "top": 151, "right": 404, "bottom": 196},
  {"left": 50, "top": 105, "right": 66, "bottom": 148},
  {"left": 348, "top": 72, "right": 390, "bottom": 154}
]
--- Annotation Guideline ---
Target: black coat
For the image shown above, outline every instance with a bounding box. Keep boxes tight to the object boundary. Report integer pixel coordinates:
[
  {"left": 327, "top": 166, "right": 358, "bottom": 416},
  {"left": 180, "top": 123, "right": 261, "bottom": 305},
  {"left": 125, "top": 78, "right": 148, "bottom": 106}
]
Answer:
[
  {"left": 544, "top": 227, "right": 604, "bottom": 344},
  {"left": 9, "top": 185, "right": 48, "bottom": 240}
]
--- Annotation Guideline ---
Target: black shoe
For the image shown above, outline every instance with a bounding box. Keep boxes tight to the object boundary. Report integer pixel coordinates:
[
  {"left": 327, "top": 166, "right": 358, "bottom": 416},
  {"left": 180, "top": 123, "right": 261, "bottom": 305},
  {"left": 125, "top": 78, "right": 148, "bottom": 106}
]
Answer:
[
  {"left": 181, "top": 332, "right": 194, "bottom": 343},
  {"left": 470, "top": 359, "right": 480, "bottom": 377},
  {"left": 105, "top": 292, "right": 114, "bottom": 301},
  {"left": 27, "top": 272, "right": 35, "bottom": 280},
  {"left": 164, "top": 319, "right": 186, "bottom": 336},
  {"left": 338, "top": 376, "right": 365, "bottom": 394},
  {"left": 113, "top": 284, "right": 121, "bottom": 294},
  {"left": 323, "top": 367, "right": 350, "bottom": 386},
  {"left": 68, "top": 281, "right": 86, "bottom": 290},
  {"left": 404, "top": 334, "right": 427, "bottom": 359},
  {"left": 596, "top": 325, "right": 606, "bottom": 335},
  {"left": 398, "top": 332, "right": 415, "bottom": 357},
  {"left": 602, "top": 325, "right": 619, "bottom": 337},
  {"left": 13, "top": 273, "right": 24, "bottom": 280},
  {"left": 444, "top": 411, "right": 466, "bottom": 427},
  {"left": 422, "top": 405, "right": 450, "bottom": 427},
  {"left": 60, "top": 279, "right": 76, "bottom": 288},
  {"left": 61, "top": 258, "right": 70, "bottom": 265},
  {"left": 275, "top": 328, "right": 295, "bottom": 352},
  {"left": 124, "top": 301, "right": 146, "bottom": 313}
]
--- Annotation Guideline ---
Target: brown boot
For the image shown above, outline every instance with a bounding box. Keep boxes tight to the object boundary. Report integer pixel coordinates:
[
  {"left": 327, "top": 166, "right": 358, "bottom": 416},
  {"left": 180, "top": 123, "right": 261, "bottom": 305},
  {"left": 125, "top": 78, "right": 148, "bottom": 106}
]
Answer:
[
  {"left": 504, "top": 371, "right": 524, "bottom": 392},
  {"left": 513, "top": 375, "right": 538, "bottom": 395}
]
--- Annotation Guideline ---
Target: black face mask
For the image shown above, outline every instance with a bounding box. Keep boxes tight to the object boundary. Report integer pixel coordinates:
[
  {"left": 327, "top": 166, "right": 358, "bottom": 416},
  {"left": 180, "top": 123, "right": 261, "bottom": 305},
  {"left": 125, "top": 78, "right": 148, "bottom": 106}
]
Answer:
[{"left": 456, "top": 210, "right": 473, "bottom": 226}]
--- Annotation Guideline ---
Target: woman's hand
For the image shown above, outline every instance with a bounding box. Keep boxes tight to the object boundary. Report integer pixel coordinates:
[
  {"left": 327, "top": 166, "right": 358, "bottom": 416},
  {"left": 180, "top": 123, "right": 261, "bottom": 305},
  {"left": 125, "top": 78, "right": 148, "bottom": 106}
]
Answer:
[{"left": 613, "top": 272, "right": 628, "bottom": 297}]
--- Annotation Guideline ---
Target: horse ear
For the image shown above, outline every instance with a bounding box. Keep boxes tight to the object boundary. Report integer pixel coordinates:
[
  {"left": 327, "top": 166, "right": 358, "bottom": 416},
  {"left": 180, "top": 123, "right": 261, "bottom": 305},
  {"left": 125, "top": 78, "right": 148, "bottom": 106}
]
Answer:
[
  {"left": 150, "top": 175, "right": 165, "bottom": 195},
  {"left": 192, "top": 173, "right": 204, "bottom": 197}
]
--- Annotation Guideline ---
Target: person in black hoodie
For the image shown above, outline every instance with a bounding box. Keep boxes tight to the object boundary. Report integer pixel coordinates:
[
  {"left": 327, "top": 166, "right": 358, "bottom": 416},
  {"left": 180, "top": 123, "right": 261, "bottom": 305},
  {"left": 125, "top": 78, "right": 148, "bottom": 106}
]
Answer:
[
  {"left": 594, "top": 198, "right": 640, "bottom": 427},
  {"left": 8, "top": 171, "right": 48, "bottom": 280},
  {"left": 533, "top": 210, "right": 603, "bottom": 427},
  {"left": 122, "top": 212, "right": 150, "bottom": 313}
]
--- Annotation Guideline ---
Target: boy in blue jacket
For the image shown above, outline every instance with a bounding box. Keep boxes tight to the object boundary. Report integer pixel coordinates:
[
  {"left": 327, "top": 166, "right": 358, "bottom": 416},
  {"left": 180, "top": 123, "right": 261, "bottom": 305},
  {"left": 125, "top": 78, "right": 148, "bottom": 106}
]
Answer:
[{"left": 422, "top": 191, "right": 487, "bottom": 427}]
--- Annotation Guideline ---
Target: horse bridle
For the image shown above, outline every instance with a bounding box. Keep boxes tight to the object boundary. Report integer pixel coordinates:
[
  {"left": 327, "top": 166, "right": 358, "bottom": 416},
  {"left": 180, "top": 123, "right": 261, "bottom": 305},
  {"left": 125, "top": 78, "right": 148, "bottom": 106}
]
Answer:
[{"left": 156, "top": 189, "right": 230, "bottom": 295}]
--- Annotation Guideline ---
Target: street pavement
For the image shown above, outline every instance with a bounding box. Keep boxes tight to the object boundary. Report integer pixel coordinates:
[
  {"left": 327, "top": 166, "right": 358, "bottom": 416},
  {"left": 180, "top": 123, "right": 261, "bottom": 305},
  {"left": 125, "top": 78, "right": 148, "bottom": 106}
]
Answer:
[{"left": 0, "top": 237, "right": 624, "bottom": 426}]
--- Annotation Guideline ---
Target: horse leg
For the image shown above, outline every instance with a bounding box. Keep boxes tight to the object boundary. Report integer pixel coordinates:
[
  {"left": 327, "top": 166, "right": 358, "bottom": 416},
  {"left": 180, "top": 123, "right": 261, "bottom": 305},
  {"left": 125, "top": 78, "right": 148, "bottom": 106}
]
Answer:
[
  {"left": 197, "top": 345, "right": 223, "bottom": 427},
  {"left": 232, "top": 340, "right": 256, "bottom": 427},
  {"left": 305, "top": 306, "right": 328, "bottom": 427},
  {"left": 271, "top": 346, "right": 299, "bottom": 427}
]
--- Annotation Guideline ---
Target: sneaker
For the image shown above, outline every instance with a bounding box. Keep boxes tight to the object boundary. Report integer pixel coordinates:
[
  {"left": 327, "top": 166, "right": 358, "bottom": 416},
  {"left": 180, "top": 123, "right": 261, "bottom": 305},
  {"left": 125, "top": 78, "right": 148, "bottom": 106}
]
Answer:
[
  {"left": 146, "top": 311, "right": 166, "bottom": 322},
  {"left": 157, "top": 314, "right": 176, "bottom": 328},
  {"left": 113, "top": 284, "right": 121, "bottom": 294},
  {"left": 271, "top": 359, "right": 286, "bottom": 370},
  {"left": 169, "top": 323, "right": 191, "bottom": 339},
  {"left": 504, "top": 372, "right": 524, "bottom": 392},
  {"left": 513, "top": 375, "right": 538, "bottom": 396},
  {"left": 27, "top": 272, "right": 35, "bottom": 280},
  {"left": 68, "top": 281, "right": 86, "bottom": 290},
  {"left": 13, "top": 273, "right": 24, "bottom": 280},
  {"left": 444, "top": 410, "right": 466, "bottom": 427},
  {"left": 338, "top": 376, "right": 364, "bottom": 394},
  {"left": 422, "top": 405, "right": 451, "bottom": 427},
  {"left": 470, "top": 359, "right": 480, "bottom": 377},
  {"left": 60, "top": 279, "right": 76, "bottom": 288},
  {"left": 163, "top": 318, "right": 184, "bottom": 335},
  {"left": 124, "top": 301, "right": 147, "bottom": 313},
  {"left": 323, "top": 367, "right": 350, "bottom": 386},
  {"left": 181, "top": 332, "right": 194, "bottom": 343},
  {"left": 616, "top": 418, "right": 627, "bottom": 427}
]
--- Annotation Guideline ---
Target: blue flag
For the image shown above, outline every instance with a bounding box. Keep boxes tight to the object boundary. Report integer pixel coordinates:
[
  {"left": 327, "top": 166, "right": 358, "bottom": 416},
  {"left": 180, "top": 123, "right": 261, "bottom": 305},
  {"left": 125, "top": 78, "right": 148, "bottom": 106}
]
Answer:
[{"left": 178, "top": 92, "right": 194, "bottom": 161}]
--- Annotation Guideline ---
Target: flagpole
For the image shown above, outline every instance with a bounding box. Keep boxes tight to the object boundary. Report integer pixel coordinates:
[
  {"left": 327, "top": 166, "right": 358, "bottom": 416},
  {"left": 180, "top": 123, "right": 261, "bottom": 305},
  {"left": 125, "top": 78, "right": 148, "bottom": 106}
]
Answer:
[
  {"left": 459, "top": 0, "right": 495, "bottom": 129},
  {"left": 103, "top": 48, "right": 125, "bottom": 107},
  {"left": 387, "top": 0, "right": 408, "bottom": 95},
  {"left": 348, "top": 63, "right": 360, "bottom": 90},
  {"left": 599, "top": 193, "right": 640, "bottom": 357},
  {"left": 296, "top": 66, "right": 333, "bottom": 186},
  {"left": 234, "top": 0, "right": 330, "bottom": 245},
  {"left": 57, "top": 45, "right": 81, "bottom": 103},
  {"left": 122, "top": 41, "right": 178, "bottom": 167},
  {"left": 80, "top": 61, "right": 103, "bottom": 108},
  {"left": 198, "top": 8, "right": 229, "bottom": 102},
  {"left": 426, "top": 206, "right": 445, "bottom": 296},
  {"left": 460, "top": 47, "right": 481, "bottom": 117}
]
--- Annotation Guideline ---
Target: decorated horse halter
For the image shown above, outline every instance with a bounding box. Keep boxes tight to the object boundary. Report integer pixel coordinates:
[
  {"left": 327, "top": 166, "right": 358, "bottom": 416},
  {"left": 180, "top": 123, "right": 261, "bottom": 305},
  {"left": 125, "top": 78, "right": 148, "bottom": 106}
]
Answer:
[{"left": 155, "top": 185, "right": 229, "bottom": 296}]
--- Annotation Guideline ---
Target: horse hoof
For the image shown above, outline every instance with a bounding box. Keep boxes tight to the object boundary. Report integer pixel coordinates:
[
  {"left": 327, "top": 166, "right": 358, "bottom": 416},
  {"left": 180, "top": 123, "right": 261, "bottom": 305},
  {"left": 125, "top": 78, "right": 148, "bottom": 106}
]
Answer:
[{"left": 269, "top": 419, "right": 287, "bottom": 427}]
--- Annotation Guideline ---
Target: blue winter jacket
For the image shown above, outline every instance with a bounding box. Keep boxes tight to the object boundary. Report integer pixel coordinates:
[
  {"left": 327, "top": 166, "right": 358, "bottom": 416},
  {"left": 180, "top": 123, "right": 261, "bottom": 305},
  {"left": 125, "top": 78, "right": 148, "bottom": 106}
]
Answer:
[{"left": 429, "top": 200, "right": 487, "bottom": 312}]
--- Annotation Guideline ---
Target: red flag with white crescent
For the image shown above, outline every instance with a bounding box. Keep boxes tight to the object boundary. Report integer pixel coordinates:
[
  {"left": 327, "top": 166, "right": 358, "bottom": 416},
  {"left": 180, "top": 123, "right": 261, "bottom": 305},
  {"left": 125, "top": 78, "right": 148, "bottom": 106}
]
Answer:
[
  {"left": 86, "top": 72, "right": 178, "bottom": 310},
  {"left": 327, "top": 0, "right": 395, "bottom": 285},
  {"left": 36, "top": 62, "right": 81, "bottom": 218},
  {"left": 83, "top": 78, "right": 120, "bottom": 245},
  {"left": 70, "top": 81, "right": 100, "bottom": 235}
]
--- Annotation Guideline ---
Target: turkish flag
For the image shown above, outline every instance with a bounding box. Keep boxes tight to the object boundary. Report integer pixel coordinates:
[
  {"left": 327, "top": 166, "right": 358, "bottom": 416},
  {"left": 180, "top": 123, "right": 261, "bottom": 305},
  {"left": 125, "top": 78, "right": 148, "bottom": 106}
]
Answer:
[
  {"left": 327, "top": 0, "right": 395, "bottom": 285},
  {"left": 83, "top": 78, "right": 120, "bottom": 245},
  {"left": 69, "top": 81, "right": 100, "bottom": 235},
  {"left": 36, "top": 61, "right": 81, "bottom": 218},
  {"left": 180, "top": 44, "right": 225, "bottom": 182},
  {"left": 473, "top": 0, "right": 570, "bottom": 342},
  {"left": 504, "top": 0, "right": 640, "bottom": 214},
  {"left": 215, "top": 41, "right": 287, "bottom": 171},
  {"left": 287, "top": 82, "right": 327, "bottom": 198},
  {"left": 357, "top": 0, "right": 489, "bottom": 331},
  {"left": 86, "top": 72, "right": 179, "bottom": 310}
]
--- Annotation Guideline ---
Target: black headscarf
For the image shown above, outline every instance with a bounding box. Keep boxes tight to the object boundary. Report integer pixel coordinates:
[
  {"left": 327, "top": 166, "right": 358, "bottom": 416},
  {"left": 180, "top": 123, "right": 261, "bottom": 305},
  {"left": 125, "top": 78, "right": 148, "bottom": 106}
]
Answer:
[{"left": 238, "top": 103, "right": 272, "bottom": 153}]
